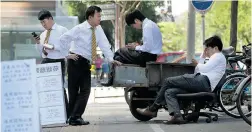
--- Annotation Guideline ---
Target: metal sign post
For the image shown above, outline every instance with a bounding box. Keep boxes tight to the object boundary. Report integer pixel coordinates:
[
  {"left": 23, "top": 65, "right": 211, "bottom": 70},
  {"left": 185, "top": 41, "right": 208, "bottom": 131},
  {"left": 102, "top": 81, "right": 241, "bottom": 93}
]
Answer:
[
  {"left": 191, "top": 0, "right": 214, "bottom": 47},
  {"left": 202, "top": 13, "right": 205, "bottom": 46}
]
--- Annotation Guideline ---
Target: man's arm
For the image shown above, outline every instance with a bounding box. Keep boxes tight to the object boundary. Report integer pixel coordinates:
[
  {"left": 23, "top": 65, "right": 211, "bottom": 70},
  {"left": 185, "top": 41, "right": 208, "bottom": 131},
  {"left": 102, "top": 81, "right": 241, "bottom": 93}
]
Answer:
[
  {"left": 53, "top": 27, "right": 69, "bottom": 52},
  {"left": 52, "top": 27, "right": 71, "bottom": 58},
  {"left": 58, "top": 25, "right": 80, "bottom": 55},
  {"left": 97, "top": 26, "right": 114, "bottom": 62},
  {"left": 198, "top": 48, "right": 208, "bottom": 64},
  {"left": 198, "top": 53, "right": 206, "bottom": 64},
  {"left": 35, "top": 33, "right": 44, "bottom": 55},
  {"left": 196, "top": 53, "right": 221, "bottom": 72},
  {"left": 135, "top": 25, "right": 153, "bottom": 52}
]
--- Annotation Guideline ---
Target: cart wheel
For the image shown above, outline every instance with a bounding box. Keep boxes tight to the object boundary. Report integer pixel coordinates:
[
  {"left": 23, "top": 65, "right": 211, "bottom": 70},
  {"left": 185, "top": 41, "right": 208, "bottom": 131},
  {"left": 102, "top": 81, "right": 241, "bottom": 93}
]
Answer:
[
  {"left": 206, "top": 118, "right": 212, "bottom": 123},
  {"left": 193, "top": 118, "right": 198, "bottom": 123},
  {"left": 124, "top": 87, "right": 132, "bottom": 105},
  {"left": 212, "top": 116, "right": 218, "bottom": 121},
  {"left": 129, "top": 90, "right": 153, "bottom": 121}
]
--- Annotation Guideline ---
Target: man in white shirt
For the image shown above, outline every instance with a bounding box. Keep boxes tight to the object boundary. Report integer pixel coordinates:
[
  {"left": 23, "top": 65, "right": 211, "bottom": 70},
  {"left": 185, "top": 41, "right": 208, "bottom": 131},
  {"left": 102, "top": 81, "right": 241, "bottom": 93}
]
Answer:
[
  {"left": 136, "top": 35, "right": 226, "bottom": 124},
  {"left": 33, "top": 9, "right": 69, "bottom": 119},
  {"left": 102, "top": 10, "right": 163, "bottom": 86},
  {"left": 114, "top": 10, "right": 162, "bottom": 67},
  {"left": 58, "top": 6, "right": 120, "bottom": 126}
]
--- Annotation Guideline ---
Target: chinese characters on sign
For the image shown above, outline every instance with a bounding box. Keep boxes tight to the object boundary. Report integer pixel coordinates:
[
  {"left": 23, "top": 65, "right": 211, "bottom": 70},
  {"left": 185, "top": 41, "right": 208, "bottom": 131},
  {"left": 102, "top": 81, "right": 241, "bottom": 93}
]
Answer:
[
  {"left": 3, "top": 117, "right": 33, "bottom": 132},
  {"left": 36, "top": 62, "right": 67, "bottom": 126},
  {"left": 1, "top": 59, "right": 40, "bottom": 132},
  {"left": 36, "top": 65, "right": 59, "bottom": 74},
  {"left": 2, "top": 62, "right": 32, "bottom": 84},
  {"left": 3, "top": 91, "right": 32, "bottom": 110}
]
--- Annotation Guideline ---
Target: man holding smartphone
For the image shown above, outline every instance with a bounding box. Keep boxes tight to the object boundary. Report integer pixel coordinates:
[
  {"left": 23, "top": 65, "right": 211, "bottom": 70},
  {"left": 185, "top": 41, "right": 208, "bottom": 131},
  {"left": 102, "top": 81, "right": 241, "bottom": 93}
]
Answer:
[{"left": 33, "top": 9, "right": 69, "bottom": 120}]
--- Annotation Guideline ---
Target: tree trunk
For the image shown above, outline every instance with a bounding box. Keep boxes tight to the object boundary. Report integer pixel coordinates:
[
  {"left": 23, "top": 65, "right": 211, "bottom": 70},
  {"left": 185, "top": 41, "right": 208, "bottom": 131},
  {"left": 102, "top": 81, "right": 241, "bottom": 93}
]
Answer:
[
  {"left": 119, "top": 16, "right": 126, "bottom": 48},
  {"left": 230, "top": 1, "right": 238, "bottom": 51},
  {"left": 116, "top": 1, "right": 141, "bottom": 48}
]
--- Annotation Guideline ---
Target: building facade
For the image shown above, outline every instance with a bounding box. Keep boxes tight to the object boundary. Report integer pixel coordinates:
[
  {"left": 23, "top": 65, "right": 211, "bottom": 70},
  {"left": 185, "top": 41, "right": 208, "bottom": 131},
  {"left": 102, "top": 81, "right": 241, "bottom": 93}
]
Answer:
[{"left": 1, "top": 0, "right": 78, "bottom": 62}]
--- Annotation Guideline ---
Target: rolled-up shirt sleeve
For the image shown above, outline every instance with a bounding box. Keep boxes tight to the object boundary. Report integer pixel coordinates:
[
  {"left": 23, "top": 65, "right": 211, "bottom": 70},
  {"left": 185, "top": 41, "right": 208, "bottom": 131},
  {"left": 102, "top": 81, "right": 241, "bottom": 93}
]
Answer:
[
  {"left": 58, "top": 26, "right": 80, "bottom": 56},
  {"left": 196, "top": 54, "right": 220, "bottom": 73},
  {"left": 97, "top": 26, "right": 114, "bottom": 62},
  {"left": 198, "top": 52, "right": 206, "bottom": 64},
  {"left": 135, "top": 26, "right": 153, "bottom": 52}
]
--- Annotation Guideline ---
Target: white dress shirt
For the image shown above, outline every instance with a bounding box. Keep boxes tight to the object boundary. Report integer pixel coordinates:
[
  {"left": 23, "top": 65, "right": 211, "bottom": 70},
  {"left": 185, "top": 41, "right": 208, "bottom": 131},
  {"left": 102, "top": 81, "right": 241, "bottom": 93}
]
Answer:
[
  {"left": 195, "top": 52, "right": 226, "bottom": 91},
  {"left": 36, "top": 23, "right": 68, "bottom": 59},
  {"left": 59, "top": 21, "right": 114, "bottom": 62},
  {"left": 135, "top": 18, "right": 163, "bottom": 55}
]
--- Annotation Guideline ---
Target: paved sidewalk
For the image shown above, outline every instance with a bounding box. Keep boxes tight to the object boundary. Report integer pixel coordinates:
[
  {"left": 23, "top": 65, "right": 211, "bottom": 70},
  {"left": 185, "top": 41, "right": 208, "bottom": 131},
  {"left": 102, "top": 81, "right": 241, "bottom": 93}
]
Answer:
[{"left": 42, "top": 103, "right": 251, "bottom": 132}]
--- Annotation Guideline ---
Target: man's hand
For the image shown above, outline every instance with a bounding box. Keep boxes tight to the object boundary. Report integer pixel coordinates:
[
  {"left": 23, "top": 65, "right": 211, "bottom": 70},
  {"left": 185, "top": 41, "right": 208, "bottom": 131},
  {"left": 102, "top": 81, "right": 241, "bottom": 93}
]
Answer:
[
  {"left": 67, "top": 53, "right": 79, "bottom": 61},
  {"left": 126, "top": 43, "right": 137, "bottom": 50},
  {"left": 34, "top": 36, "right": 40, "bottom": 44},
  {"left": 202, "top": 48, "right": 207, "bottom": 58},
  {"left": 111, "top": 60, "right": 122, "bottom": 66},
  {"left": 43, "top": 44, "right": 54, "bottom": 50},
  {"left": 192, "top": 59, "right": 198, "bottom": 65}
]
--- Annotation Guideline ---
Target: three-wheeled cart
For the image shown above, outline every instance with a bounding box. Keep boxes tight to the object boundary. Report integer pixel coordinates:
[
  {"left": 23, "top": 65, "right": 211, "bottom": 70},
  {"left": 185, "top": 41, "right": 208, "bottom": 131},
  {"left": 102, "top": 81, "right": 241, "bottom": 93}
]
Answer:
[{"left": 112, "top": 62, "right": 195, "bottom": 121}]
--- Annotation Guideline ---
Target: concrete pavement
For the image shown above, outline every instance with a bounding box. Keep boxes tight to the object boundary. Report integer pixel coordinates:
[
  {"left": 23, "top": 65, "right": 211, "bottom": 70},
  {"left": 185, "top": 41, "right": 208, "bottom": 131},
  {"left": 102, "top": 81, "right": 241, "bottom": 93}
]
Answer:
[{"left": 42, "top": 103, "right": 251, "bottom": 132}]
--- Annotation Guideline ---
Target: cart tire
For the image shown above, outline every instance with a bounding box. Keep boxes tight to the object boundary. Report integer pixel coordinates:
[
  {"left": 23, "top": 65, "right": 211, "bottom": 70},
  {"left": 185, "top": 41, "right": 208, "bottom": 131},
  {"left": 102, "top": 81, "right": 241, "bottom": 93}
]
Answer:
[
  {"left": 129, "top": 90, "right": 153, "bottom": 121},
  {"left": 124, "top": 87, "right": 132, "bottom": 105}
]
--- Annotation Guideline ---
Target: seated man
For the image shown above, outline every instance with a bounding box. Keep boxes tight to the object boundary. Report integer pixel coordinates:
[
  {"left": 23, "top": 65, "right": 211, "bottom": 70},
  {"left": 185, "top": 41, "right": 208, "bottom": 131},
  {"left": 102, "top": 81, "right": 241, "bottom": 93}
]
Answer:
[
  {"left": 102, "top": 10, "right": 163, "bottom": 86},
  {"left": 136, "top": 35, "right": 227, "bottom": 124},
  {"left": 115, "top": 10, "right": 162, "bottom": 67}
]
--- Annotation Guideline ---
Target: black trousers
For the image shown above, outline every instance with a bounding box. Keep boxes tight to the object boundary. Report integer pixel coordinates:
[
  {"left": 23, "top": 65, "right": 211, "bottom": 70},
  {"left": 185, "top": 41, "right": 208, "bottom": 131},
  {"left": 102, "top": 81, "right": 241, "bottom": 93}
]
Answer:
[
  {"left": 41, "top": 58, "right": 69, "bottom": 118},
  {"left": 154, "top": 73, "right": 211, "bottom": 116},
  {"left": 114, "top": 47, "right": 157, "bottom": 67},
  {"left": 67, "top": 55, "right": 91, "bottom": 118}
]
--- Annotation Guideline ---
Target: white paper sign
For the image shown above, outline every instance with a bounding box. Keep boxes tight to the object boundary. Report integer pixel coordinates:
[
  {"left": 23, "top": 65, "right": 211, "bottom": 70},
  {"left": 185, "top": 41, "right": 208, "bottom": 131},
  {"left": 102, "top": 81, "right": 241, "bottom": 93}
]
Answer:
[
  {"left": 39, "top": 106, "right": 66, "bottom": 125},
  {"left": 36, "top": 62, "right": 67, "bottom": 126},
  {"left": 1, "top": 59, "right": 41, "bottom": 132}
]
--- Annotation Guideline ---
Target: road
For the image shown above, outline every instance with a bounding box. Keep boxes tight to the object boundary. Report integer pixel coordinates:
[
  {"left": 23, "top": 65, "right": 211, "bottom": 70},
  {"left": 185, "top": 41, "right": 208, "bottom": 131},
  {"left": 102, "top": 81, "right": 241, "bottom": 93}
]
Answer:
[{"left": 42, "top": 102, "right": 251, "bottom": 132}]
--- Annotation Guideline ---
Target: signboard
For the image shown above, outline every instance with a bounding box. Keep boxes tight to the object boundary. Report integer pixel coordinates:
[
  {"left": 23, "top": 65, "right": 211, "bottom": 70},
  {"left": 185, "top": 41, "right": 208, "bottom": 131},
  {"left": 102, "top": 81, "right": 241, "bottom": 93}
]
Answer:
[
  {"left": 191, "top": 0, "right": 214, "bottom": 14},
  {"left": 36, "top": 63, "right": 67, "bottom": 126},
  {"left": 96, "top": 3, "right": 115, "bottom": 21},
  {"left": 1, "top": 59, "right": 41, "bottom": 132}
]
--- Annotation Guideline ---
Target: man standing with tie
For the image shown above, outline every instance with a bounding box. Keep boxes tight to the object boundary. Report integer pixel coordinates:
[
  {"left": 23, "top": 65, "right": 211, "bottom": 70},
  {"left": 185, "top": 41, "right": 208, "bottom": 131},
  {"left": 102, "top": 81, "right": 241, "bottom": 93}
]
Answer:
[
  {"left": 59, "top": 6, "right": 121, "bottom": 125},
  {"left": 33, "top": 9, "right": 69, "bottom": 120}
]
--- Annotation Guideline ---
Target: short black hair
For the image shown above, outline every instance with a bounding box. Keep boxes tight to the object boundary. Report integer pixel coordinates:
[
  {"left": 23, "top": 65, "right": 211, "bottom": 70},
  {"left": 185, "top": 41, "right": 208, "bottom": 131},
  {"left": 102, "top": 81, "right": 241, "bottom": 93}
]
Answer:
[
  {"left": 125, "top": 10, "right": 146, "bottom": 26},
  {"left": 38, "top": 9, "right": 53, "bottom": 20},
  {"left": 85, "top": 6, "right": 102, "bottom": 20},
  {"left": 204, "top": 35, "right": 223, "bottom": 51}
]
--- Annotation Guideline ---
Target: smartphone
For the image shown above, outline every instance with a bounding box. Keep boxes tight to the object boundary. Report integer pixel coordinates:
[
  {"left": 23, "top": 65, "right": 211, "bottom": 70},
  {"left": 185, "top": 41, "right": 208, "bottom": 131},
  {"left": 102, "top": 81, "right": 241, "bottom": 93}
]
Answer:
[{"left": 31, "top": 32, "right": 40, "bottom": 40}]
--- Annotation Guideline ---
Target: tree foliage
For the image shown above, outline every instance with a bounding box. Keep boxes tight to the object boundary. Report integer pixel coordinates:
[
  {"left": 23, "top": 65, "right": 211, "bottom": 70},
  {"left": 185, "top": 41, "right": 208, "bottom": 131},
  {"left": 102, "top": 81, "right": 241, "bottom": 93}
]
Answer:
[
  {"left": 67, "top": 1, "right": 162, "bottom": 49},
  {"left": 158, "top": 22, "right": 186, "bottom": 52},
  {"left": 159, "top": 1, "right": 251, "bottom": 52},
  {"left": 125, "top": 1, "right": 162, "bottom": 44},
  {"left": 195, "top": 1, "right": 251, "bottom": 51}
]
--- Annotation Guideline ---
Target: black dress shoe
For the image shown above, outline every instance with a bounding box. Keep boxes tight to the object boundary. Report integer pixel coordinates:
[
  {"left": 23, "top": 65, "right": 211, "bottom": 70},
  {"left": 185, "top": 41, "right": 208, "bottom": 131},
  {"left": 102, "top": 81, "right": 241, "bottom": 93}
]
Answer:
[{"left": 69, "top": 117, "right": 90, "bottom": 126}]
